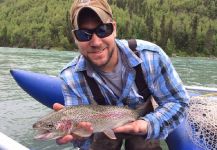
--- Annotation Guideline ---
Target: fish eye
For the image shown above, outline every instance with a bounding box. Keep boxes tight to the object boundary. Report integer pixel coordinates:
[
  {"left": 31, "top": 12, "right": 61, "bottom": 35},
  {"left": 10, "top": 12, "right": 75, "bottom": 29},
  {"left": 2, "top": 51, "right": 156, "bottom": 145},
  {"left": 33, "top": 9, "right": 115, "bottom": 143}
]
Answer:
[{"left": 46, "top": 122, "right": 54, "bottom": 128}]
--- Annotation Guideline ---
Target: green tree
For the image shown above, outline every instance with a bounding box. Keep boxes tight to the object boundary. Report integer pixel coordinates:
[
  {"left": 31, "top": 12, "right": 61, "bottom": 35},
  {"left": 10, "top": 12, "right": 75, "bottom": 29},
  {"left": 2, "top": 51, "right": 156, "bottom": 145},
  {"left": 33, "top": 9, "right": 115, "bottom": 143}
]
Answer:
[
  {"left": 174, "top": 26, "right": 189, "bottom": 51},
  {"left": 159, "top": 14, "right": 168, "bottom": 50},
  {"left": 190, "top": 15, "right": 199, "bottom": 54},
  {"left": 204, "top": 25, "right": 215, "bottom": 55},
  {"left": 0, "top": 26, "right": 9, "bottom": 46},
  {"left": 145, "top": 10, "right": 154, "bottom": 41},
  {"left": 0, "top": 0, "right": 216, "bottom": 55},
  {"left": 166, "top": 38, "right": 175, "bottom": 56}
]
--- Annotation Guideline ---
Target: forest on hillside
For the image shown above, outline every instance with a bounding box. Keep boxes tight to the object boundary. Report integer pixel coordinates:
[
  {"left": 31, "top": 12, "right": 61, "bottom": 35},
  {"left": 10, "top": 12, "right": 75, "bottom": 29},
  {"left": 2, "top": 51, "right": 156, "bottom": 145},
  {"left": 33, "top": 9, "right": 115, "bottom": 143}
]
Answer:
[{"left": 0, "top": 0, "right": 216, "bottom": 56}]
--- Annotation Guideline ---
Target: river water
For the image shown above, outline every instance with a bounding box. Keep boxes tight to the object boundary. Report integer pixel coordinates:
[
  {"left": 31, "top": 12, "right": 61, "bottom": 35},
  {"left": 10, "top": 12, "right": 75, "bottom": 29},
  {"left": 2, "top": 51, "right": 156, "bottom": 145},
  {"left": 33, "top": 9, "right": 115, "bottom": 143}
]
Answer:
[{"left": 0, "top": 47, "right": 217, "bottom": 150}]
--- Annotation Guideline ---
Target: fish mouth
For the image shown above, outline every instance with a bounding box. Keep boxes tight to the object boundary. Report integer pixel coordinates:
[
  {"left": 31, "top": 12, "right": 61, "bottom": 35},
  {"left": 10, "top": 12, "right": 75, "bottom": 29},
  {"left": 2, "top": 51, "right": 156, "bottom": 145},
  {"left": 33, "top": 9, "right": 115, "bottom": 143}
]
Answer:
[{"left": 34, "top": 129, "right": 55, "bottom": 140}]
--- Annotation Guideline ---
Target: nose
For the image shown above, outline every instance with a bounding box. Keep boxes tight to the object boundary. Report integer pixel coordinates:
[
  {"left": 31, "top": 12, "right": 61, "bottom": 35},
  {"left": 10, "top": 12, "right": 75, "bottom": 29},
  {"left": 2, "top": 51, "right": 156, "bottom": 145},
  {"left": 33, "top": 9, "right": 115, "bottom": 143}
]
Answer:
[
  {"left": 89, "top": 33, "right": 102, "bottom": 47},
  {"left": 33, "top": 122, "right": 41, "bottom": 128}
]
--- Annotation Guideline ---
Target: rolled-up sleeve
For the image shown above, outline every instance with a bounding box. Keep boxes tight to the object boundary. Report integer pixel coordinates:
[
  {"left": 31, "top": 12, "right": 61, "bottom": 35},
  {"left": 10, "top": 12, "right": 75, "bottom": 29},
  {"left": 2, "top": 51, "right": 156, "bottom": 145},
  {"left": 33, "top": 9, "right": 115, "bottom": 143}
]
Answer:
[{"left": 142, "top": 47, "right": 189, "bottom": 139}]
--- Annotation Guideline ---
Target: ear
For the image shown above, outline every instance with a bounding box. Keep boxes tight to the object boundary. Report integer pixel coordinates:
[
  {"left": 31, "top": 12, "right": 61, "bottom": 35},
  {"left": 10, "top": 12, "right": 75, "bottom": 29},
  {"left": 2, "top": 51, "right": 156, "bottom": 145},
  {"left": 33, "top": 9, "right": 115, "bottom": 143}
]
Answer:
[
  {"left": 72, "top": 32, "right": 78, "bottom": 45},
  {"left": 112, "top": 21, "right": 117, "bottom": 38},
  {"left": 74, "top": 39, "right": 78, "bottom": 45}
]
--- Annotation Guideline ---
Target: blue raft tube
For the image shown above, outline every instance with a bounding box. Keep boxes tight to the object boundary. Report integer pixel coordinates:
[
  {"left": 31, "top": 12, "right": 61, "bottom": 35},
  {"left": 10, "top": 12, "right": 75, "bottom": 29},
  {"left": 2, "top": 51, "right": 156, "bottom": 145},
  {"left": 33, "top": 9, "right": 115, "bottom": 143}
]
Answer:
[{"left": 10, "top": 69, "right": 217, "bottom": 150}]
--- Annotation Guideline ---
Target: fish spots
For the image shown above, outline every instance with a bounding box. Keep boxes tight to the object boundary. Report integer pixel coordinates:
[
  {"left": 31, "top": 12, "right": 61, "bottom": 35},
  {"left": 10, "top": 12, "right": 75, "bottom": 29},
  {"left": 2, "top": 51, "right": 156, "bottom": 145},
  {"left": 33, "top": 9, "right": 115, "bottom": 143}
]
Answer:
[
  {"left": 88, "top": 112, "right": 128, "bottom": 119},
  {"left": 33, "top": 105, "right": 139, "bottom": 140}
]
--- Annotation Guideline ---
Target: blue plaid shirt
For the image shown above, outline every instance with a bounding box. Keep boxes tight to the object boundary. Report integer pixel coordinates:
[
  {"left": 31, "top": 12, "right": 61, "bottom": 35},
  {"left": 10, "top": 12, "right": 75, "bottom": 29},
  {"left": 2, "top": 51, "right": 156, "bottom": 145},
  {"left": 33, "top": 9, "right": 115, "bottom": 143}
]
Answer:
[{"left": 60, "top": 39, "right": 189, "bottom": 149}]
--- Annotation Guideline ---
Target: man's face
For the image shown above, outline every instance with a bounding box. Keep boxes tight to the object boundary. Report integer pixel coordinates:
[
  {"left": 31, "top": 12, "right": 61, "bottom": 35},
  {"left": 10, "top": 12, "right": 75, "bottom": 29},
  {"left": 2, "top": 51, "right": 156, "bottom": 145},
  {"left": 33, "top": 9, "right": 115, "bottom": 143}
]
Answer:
[{"left": 74, "top": 15, "right": 118, "bottom": 71}]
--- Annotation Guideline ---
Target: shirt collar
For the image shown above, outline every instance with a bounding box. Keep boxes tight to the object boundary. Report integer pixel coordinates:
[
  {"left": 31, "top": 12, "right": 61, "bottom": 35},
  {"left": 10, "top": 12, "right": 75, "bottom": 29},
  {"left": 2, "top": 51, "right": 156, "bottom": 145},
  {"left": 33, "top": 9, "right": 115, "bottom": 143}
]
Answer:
[
  {"left": 115, "top": 39, "right": 142, "bottom": 67},
  {"left": 74, "top": 55, "right": 86, "bottom": 72}
]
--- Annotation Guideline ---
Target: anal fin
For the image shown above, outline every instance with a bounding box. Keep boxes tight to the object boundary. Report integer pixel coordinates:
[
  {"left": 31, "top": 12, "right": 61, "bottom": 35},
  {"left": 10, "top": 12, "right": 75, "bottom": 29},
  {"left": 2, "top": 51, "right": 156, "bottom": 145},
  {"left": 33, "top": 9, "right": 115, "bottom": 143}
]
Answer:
[{"left": 103, "top": 129, "right": 117, "bottom": 140}]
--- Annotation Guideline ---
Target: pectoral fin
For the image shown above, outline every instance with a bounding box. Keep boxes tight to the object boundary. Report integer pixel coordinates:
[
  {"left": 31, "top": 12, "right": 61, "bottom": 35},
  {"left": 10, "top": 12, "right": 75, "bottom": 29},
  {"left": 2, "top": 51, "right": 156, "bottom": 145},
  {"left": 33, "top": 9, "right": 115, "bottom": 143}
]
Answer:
[
  {"left": 103, "top": 129, "right": 117, "bottom": 140},
  {"left": 73, "top": 127, "right": 92, "bottom": 137}
]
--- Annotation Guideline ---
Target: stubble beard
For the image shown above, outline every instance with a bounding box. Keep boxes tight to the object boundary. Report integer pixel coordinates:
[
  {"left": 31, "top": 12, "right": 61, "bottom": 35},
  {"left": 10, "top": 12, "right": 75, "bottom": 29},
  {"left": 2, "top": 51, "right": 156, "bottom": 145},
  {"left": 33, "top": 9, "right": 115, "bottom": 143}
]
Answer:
[{"left": 85, "top": 47, "right": 115, "bottom": 69}]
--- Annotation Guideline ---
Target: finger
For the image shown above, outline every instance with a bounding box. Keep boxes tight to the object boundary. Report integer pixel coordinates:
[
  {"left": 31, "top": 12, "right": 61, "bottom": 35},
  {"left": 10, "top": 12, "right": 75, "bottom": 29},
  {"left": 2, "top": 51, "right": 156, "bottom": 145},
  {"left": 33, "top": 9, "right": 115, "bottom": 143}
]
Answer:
[
  {"left": 78, "top": 122, "right": 94, "bottom": 133},
  {"left": 56, "top": 135, "right": 73, "bottom": 145},
  {"left": 53, "top": 103, "right": 64, "bottom": 111},
  {"left": 114, "top": 120, "right": 148, "bottom": 134},
  {"left": 113, "top": 123, "right": 134, "bottom": 133}
]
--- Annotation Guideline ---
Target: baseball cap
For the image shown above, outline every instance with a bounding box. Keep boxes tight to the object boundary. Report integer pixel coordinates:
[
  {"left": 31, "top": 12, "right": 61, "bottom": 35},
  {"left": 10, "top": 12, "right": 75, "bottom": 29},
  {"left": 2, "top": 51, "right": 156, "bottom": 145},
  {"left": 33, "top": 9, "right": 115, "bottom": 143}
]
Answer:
[{"left": 70, "top": 0, "right": 113, "bottom": 29}]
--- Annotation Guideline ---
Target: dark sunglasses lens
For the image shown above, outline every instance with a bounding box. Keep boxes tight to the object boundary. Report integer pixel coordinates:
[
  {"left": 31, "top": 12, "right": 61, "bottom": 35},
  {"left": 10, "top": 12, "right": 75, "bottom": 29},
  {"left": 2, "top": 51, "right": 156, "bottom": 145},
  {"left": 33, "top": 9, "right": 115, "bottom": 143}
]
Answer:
[
  {"left": 96, "top": 23, "right": 113, "bottom": 38},
  {"left": 74, "top": 30, "right": 92, "bottom": 42},
  {"left": 74, "top": 23, "right": 113, "bottom": 41}
]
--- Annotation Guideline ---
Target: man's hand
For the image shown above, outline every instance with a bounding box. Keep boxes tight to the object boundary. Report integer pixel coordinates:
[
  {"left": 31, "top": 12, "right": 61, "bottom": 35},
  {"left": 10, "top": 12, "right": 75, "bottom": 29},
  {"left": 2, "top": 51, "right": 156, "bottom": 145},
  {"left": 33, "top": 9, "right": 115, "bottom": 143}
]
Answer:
[
  {"left": 52, "top": 103, "right": 93, "bottom": 145},
  {"left": 53, "top": 103, "right": 64, "bottom": 111},
  {"left": 113, "top": 120, "right": 148, "bottom": 135}
]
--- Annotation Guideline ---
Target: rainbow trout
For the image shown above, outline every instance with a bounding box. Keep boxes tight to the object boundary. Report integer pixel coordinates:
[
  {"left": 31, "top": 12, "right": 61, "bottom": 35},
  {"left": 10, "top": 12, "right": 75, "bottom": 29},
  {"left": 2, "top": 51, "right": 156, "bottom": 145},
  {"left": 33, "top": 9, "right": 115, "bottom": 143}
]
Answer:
[{"left": 33, "top": 104, "right": 148, "bottom": 140}]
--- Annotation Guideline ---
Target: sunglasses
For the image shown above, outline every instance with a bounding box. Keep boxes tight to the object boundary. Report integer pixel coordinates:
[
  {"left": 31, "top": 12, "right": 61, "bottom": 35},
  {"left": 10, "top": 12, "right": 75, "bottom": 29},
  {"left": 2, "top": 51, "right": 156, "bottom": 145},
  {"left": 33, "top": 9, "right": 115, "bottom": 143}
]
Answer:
[{"left": 72, "top": 23, "right": 114, "bottom": 42}]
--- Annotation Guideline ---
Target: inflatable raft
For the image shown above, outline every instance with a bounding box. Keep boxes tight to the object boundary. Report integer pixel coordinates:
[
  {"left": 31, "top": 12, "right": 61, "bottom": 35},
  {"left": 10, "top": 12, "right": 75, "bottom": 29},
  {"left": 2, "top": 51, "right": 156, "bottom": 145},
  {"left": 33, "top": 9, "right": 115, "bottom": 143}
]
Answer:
[
  {"left": 0, "top": 132, "right": 29, "bottom": 150},
  {"left": 10, "top": 69, "right": 217, "bottom": 150}
]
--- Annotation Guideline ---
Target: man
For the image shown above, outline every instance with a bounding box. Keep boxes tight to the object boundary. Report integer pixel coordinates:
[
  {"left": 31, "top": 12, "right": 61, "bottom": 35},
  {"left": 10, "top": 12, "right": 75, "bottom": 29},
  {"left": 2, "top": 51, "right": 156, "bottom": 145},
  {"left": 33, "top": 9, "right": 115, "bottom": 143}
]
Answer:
[{"left": 54, "top": 0, "right": 189, "bottom": 149}]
